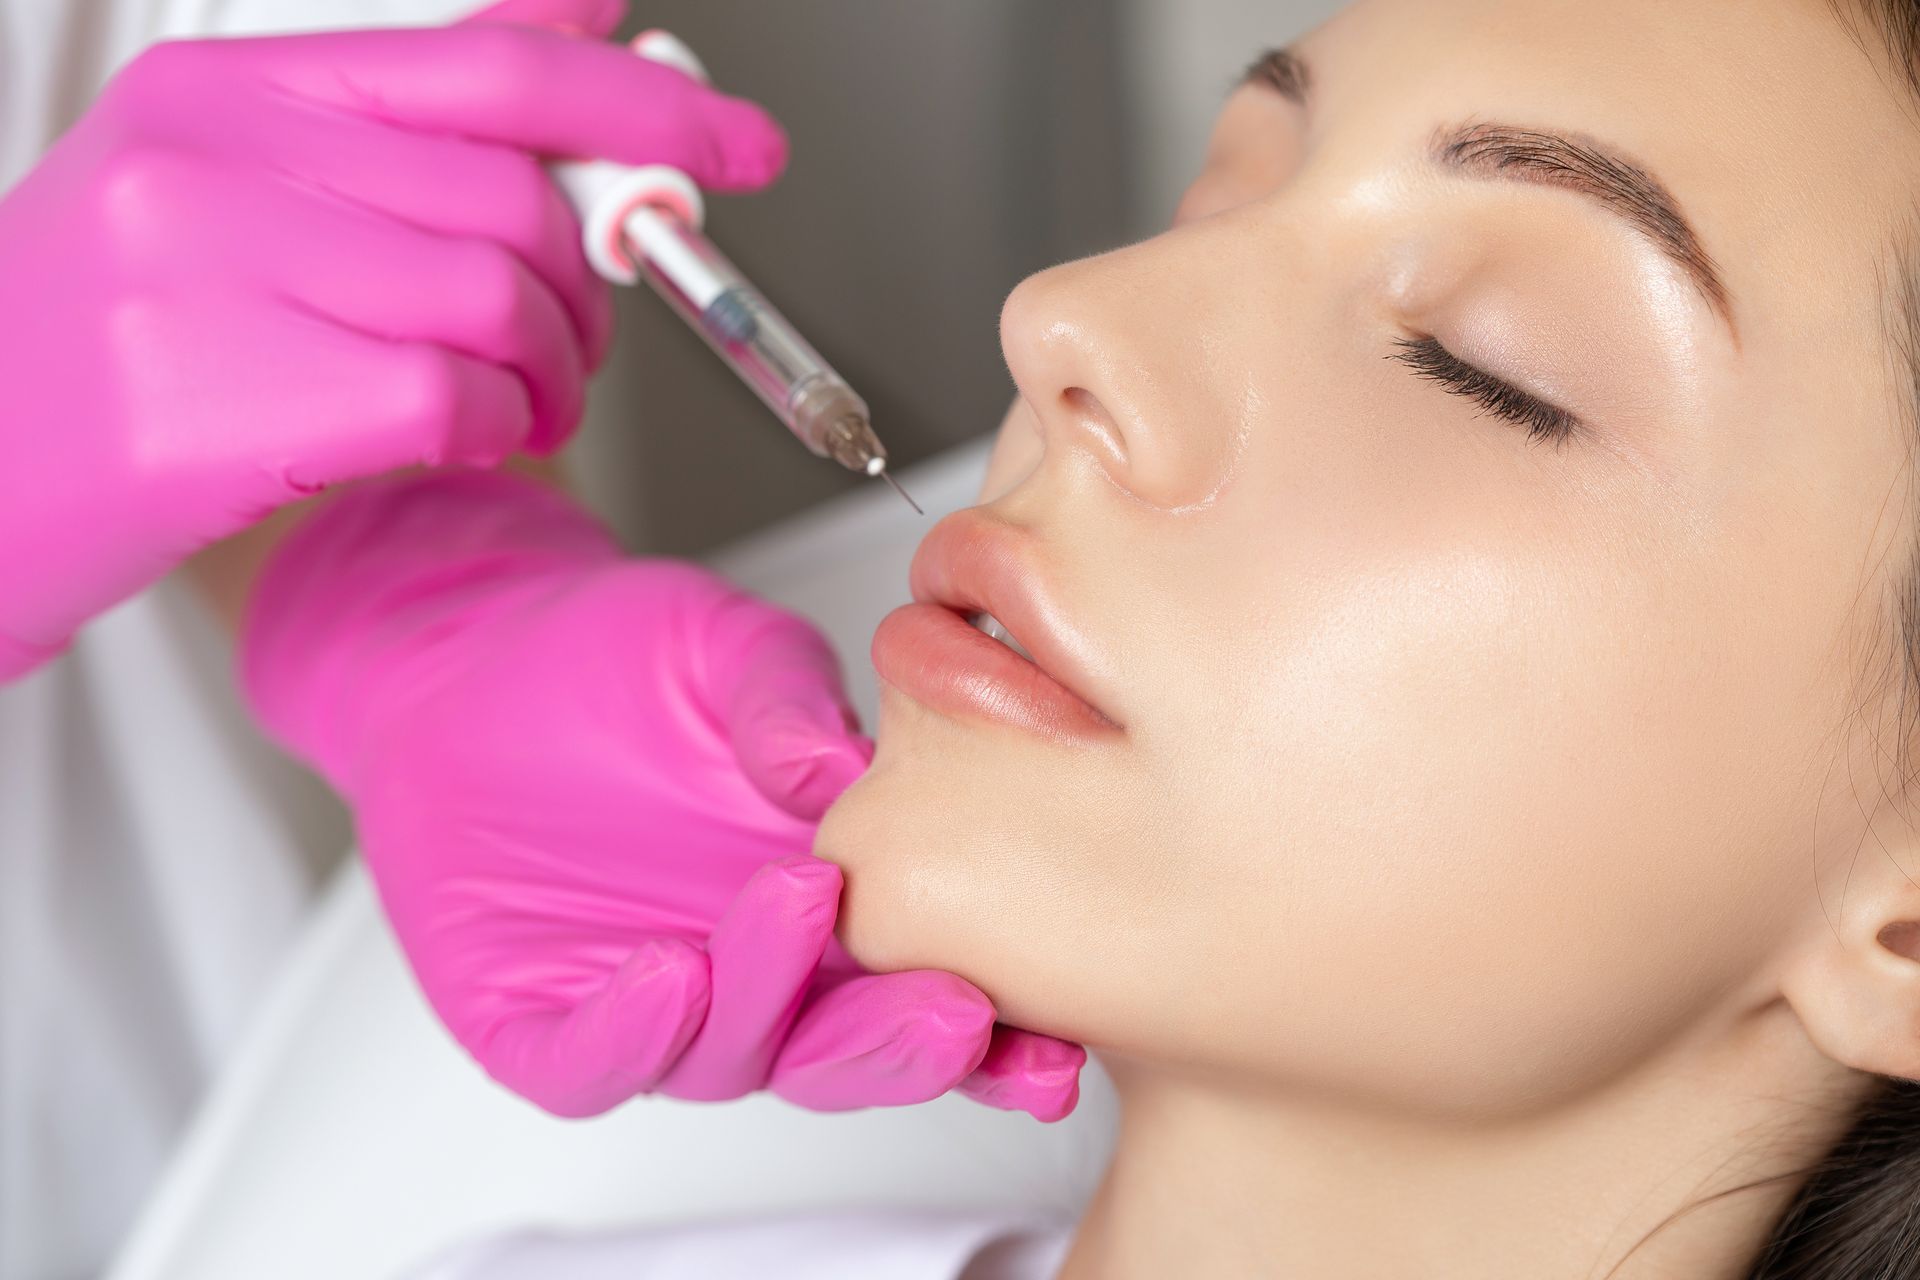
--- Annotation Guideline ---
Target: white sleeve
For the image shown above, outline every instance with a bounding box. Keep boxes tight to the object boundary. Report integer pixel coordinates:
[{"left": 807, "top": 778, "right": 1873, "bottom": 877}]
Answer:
[
  {"left": 0, "top": 0, "right": 166, "bottom": 184},
  {"left": 400, "top": 1211, "right": 1074, "bottom": 1280},
  {"left": 0, "top": 0, "right": 477, "bottom": 187},
  {"left": 163, "top": 0, "right": 477, "bottom": 38}
]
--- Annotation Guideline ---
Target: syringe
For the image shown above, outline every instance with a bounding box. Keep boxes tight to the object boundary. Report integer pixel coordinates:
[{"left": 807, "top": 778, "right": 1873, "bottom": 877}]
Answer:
[
  {"left": 551, "top": 32, "right": 919, "bottom": 513},
  {"left": 621, "top": 201, "right": 920, "bottom": 512}
]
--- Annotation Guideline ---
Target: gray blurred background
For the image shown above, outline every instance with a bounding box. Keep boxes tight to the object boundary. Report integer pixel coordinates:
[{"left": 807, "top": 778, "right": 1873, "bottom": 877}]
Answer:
[{"left": 573, "top": 0, "right": 1344, "bottom": 553}]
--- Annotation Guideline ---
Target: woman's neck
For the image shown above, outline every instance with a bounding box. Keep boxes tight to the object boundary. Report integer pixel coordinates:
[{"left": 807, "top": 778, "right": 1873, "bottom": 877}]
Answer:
[{"left": 1056, "top": 1011, "right": 1868, "bottom": 1280}]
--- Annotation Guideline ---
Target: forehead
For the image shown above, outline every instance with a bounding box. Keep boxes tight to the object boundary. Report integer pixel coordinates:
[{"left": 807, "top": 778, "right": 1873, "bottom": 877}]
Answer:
[{"left": 1273, "top": 0, "right": 1920, "bottom": 352}]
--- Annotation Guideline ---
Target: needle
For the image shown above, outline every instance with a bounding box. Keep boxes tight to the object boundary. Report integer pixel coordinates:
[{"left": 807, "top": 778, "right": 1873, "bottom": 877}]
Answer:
[{"left": 878, "top": 467, "right": 923, "bottom": 515}]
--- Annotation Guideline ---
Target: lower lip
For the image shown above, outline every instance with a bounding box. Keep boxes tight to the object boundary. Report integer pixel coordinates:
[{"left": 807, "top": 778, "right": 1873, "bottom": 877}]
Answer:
[{"left": 872, "top": 603, "right": 1117, "bottom": 743}]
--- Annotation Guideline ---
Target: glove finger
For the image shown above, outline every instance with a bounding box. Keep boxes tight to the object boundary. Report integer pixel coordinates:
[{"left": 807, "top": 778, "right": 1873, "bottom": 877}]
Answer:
[
  {"left": 268, "top": 112, "right": 615, "bottom": 373},
  {"left": 955, "top": 1026, "right": 1087, "bottom": 1123},
  {"left": 460, "top": 0, "right": 628, "bottom": 36},
  {"left": 740, "top": 722, "right": 873, "bottom": 823},
  {"left": 270, "top": 322, "right": 534, "bottom": 484},
  {"left": 658, "top": 854, "right": 839, "bottom": 1101},
  {"left": 92, "top": 160, "right": 540, "bottom": 486},
  {"left": 273, "top": 204, "right": 586, "bottom": 454},
  {"left": 699, "top": 589, "right": 872, "bottom": 820},
  {"left": 769, "top": 969, "right": 995, "bottom": 1112},
  {"left": 477, "top": 936, "right": 710, "bottom": 1118},
  {"left": 259, "top": 26, "right": 788, "bottom": 193}
]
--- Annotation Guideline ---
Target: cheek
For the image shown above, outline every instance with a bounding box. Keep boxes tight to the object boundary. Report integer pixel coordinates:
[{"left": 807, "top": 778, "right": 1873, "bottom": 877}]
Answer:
[
  {"left": 822, "top": 524, "right": 1835, "bottom": 1117},
  {"left": 1097, "top": 491, "right": 1836, "bottom": 1114}
]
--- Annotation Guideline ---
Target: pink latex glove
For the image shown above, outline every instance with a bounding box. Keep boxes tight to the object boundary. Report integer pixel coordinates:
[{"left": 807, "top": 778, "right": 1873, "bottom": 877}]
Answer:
[
  {"left": 0, "top": 0, "right": 784, "bottom": 680},
  {"left": 241, "top": 471, "right": 1084, "bottom": 1121}
]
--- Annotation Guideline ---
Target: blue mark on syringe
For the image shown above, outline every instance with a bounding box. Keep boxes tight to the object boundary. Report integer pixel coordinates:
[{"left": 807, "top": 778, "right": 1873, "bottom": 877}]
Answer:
[{"left": 703, "top": 290, "right": 759, "bottom": 345}]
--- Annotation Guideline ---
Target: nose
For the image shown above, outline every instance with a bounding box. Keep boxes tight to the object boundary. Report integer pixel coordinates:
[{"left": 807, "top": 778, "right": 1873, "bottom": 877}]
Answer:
[{"left": 998, "top": 228, "right": 1252, "bottom": 511}]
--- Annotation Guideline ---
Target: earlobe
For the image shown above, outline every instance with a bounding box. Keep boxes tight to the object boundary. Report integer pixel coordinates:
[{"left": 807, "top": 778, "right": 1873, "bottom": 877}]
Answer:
[{"left": 1779, "top": 862, "right": 1920, "bottom": 1082}]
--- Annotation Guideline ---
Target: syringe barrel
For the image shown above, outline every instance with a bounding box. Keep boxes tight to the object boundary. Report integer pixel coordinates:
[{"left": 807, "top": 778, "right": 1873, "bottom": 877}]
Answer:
[{"left": 622, "top": 206, "right": 870, "bottom": 462}]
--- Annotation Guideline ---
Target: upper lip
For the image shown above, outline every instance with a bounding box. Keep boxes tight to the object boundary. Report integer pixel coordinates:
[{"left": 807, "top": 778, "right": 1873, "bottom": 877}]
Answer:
[{"left": 907, "top": 508, "right": 1119, "bottom": 728}]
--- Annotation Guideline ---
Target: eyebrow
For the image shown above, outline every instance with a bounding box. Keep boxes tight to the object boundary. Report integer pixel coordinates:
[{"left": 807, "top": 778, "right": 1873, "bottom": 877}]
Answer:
[
  {"left": 1239, "top": 49, "right": 1736, "bottom": 336},
  {"left": 1243, "top": 48, "right": 1311, "bottom": 104}
]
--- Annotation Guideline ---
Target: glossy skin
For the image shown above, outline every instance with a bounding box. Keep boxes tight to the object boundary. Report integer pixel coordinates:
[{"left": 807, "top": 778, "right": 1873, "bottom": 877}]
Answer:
[{"left": 819, "top": 1, "right": 1920, "bottom": 1274}]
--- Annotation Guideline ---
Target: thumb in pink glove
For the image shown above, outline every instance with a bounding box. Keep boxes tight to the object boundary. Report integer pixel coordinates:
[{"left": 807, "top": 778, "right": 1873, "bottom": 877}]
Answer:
[{"left": 241, "top": 471, "right": 1084, "bottom": 1121}]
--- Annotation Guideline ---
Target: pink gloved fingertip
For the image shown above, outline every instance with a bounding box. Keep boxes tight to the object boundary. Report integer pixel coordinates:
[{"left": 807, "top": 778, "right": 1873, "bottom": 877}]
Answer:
[
  {"left": 772, "top": 973, "right": 995, "bottom": 1111},
  {"left": 589, "top": 0, "right": 627, "bottom": 33},
  {"left": 655, "top": 854, "right": 841, "bottom": 1102},
  {"left": 958, "top": 1031, "right": 1088, "bottom": 1123},
  {"left": 460, "top": 0, "right": 628, "bottom": 36},
  {"left": 476, "top": 935, "right": 711, "bottom": 1119},
  {"left": 772, "top": 850, "right": 843, "bottom": 893},
  {"left": 697, "top": 857, "right": 841, "bottom": 966},
  {"left": 748, "top": 729, "right": 874, "bottom": 820},
  {"left": 708, "top": 100, "right": 790, "bottom": 193}
]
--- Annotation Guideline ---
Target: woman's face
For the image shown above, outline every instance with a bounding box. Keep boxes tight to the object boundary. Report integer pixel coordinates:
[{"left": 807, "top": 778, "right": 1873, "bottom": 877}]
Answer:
[{"left": 815, "top": 0, "right": 1920, "bottom": 1116}]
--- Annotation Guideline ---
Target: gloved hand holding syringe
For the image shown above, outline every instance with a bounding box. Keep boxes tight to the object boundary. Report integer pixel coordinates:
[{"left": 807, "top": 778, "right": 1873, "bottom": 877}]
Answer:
[
  {"left": 0, "top": 0, "right": 1080, "bottom": 1123},
  {"left": 552, "top": 31, "right": 922, "bottom": 513}
]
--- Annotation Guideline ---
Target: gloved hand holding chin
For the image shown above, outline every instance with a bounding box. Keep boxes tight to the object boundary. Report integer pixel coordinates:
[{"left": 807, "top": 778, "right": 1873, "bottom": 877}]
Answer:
[{"left": 241, "top": 469, "right": 1085, "bottom": 1122}]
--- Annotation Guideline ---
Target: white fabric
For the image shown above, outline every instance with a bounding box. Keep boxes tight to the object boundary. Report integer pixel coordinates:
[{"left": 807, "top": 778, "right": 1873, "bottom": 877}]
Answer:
[
  {"left": 0, "top": 4, "right": 464, "bottom": 1277},
  {"left": 0, "top": 580, "right": 341, "bottom": 1280},
  {"left": 408, "top": 1211, "right": 1074, "bottom": 1280}
]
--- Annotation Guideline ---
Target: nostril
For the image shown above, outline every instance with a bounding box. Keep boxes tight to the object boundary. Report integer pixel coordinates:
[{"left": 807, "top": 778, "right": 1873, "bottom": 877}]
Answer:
[
  {"left": 1061, "top": 386, "right": 1128, "bottom": 469},
  {"left": 1877, "top": 920, "right": 1920, "bottom": 961}
]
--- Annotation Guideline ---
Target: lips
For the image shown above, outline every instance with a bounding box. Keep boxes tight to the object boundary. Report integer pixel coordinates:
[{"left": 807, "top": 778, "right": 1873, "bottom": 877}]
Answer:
[
  {"left": 872, "top": 509, "right": 1119, "bottom": 742},
  {"left": 967, "top": 611, "right": 1032, "bottom": 663}
]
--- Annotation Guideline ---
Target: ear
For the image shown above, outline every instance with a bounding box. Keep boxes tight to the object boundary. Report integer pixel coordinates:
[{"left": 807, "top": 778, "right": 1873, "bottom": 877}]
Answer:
[
  {"left": 1779, "top": 809, "right": 1920, "bottom": 1082},
  {"left": 458, "top": 0, "right": 628, "bottom": 37}
]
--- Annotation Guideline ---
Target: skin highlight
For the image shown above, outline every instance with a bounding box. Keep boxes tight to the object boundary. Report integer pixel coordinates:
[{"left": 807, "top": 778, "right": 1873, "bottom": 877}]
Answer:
[{"left": 815, "top": 1, "right": 1920, "bottom": 1276}]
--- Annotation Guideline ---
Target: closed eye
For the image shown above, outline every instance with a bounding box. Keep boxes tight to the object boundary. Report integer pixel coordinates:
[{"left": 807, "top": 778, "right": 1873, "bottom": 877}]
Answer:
[{"left": 1390, "top": 335, "right": 1580, "bottom": 446}]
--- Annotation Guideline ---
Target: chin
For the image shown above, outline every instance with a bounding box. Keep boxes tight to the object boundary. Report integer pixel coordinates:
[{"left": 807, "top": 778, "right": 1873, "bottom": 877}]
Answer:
[
  {"left": 812, "top": 746, "right": 925, "bottom": 977},
  {"left": 812, "top": 686, "right": 1113, "bottom": 1039},
  {"left": 811, "top": 689, "right": 1017, "bottom": 990}
]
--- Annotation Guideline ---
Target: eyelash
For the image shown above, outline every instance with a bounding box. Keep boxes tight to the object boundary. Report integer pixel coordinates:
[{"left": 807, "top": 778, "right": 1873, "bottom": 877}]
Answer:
[{"left": 1388, "top": 335, "right": 1579, "bottom": 446}]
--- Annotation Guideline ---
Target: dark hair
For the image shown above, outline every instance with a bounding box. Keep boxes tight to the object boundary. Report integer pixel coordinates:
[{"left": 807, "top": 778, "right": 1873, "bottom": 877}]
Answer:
[
  {"left": 1599, "top": 1078, "right": 1920, "bottom": 1277},
  {"left": 1718, "top": 5, "right": 1920, "bottom": 1277},
  {"left": 1745, "top": 1079, "right": 1920, "bottom": 1275}
]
